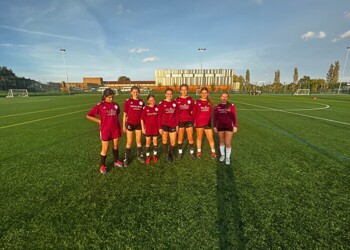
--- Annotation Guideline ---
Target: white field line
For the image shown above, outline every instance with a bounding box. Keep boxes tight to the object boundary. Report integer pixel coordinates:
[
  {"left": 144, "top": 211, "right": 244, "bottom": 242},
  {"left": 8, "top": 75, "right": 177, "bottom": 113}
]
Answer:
[
  {"left": 0, "top": 109, "right": 90, "bottom": 129},
  {"left": 0, "top": 103, "right": 94, "bottom": 119},
  {"left": 237, "top": 102, "right": 330, "bottom": 111},
  {"left": 236, "top": 101, "right": 350, "bottom": 126}
]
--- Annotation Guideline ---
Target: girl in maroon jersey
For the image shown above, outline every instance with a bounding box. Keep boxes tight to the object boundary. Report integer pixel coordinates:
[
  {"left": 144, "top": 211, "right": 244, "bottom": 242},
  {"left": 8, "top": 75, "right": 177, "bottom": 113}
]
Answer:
[
  {"left": 141, "top": 94, "right": 159, "bottom": 164},
  {"left": 176, "top": 84, "right": 196, "bottom": 159},
  {"left": 193, "top": 87, "right": 216, "bottom": 159},
  {"left": 158, "top": 88, "right": 178, "bottom": 163},
  {"left": 213, "top": 91, "right": 238, "bottom": 165},
  {"left": 123, "top": 86, "right": 145, "bottom": 166},
  {"left": 87, "top": 88, "right": 123, "bottom": 174}
]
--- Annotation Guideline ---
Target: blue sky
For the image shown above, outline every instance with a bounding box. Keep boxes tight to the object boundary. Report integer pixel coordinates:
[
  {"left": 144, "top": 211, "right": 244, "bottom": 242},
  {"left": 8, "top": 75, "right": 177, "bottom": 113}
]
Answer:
[{"left": 1, "top": 0, "right": 350, "bottom": 84}]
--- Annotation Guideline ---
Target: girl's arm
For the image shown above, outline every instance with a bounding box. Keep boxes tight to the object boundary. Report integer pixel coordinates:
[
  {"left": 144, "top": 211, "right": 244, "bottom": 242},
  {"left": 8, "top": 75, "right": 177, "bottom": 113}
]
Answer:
[{"left": 87, "top": 115, "right": 100, "bottom": 125}]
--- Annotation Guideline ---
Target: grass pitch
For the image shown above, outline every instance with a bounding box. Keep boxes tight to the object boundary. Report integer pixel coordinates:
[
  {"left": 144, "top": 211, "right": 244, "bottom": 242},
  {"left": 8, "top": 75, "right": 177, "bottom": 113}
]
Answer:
[{"left": 0, "top": 94, "right": 349, "bottom": 249}]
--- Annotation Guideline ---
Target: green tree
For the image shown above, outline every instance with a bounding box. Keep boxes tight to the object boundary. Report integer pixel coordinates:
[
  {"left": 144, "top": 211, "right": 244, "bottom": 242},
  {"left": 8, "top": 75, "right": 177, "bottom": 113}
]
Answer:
[
  {"left": 293, "top": 67, "right": 299, "bottom": 85},
  {"left": 245, "top": 69, "right": 250, "bottom": 89},
  {"left": 118, "top": 76, "right": 130, "bottom": 81}
]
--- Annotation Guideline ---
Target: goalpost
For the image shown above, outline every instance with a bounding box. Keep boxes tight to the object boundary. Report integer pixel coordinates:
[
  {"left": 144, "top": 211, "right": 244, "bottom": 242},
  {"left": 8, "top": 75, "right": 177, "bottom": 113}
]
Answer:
[
  {"left": 294, "top": 89, "right": 310, "bottom": 95},
  {"left": 195, "top": 89, "right": 201, "bottom": 96},
  {"left": 139, "top": 88, "right": 151, "bottom": 96},
  {"left": 6, "top": 89, "right": 29, "bottom": 98}
]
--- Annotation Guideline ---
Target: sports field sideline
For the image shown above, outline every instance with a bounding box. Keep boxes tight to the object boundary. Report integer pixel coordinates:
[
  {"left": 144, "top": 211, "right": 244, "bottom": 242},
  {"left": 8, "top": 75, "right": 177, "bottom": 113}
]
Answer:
[{"left": 0, "top": 94, "right": 349, "bottom": 249}]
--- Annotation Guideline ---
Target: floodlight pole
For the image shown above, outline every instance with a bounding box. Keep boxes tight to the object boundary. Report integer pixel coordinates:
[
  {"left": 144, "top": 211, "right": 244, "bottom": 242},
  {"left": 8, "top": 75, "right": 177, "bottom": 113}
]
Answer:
[
  {"left": 198, "top": 48, "right": 206, "bottom": 86},
  {"left": 338, "top": 46, "right": 350, "bottom": 94},
  {"left": 60, "top": 48, "right": 70, "bottom": 95}
]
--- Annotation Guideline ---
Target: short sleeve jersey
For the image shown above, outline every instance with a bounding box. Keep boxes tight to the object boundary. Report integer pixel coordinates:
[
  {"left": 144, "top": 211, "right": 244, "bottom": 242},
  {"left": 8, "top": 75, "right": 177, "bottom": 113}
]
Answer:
[
  {"left": 123, "top": 97, "right": 145, "bottom": 125},
  {"left": 158, "top": 100, "right": 178, "bottom": 128},
  {"left": 87, "top": 101, "right": 121, "bottom": 134},
  {"left": 141, "top": 105, "right": 159, "bottom": 135},
  {"left": 214, "top": 103, "right": 238, "bottom": 128},
  {"left": 176, "top": 96, "right": 194, "bottom": 123},
  {"left": 193, "top": 99, "right": 213, "bottom": 127}
]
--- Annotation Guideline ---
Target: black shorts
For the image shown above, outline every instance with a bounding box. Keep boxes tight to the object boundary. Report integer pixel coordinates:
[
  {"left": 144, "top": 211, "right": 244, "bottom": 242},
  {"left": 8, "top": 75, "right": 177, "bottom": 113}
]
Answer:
[
  {"left": 195, "top": 123, "right": 212, "bottom": 129},
  {"left": 162, "top": 125, "right": 177, "bottom": 133},
  {"left": 145, "top": 133, "right": 158, "bottom": 137},
  {"left": 178, "top": 121, "right": 194, "bottom": 128},
  {"left": 126, "top": 123, "right": 142, "bottom": 131},
  {"left": 217, "top": 126, "right": 233, "bottom": 132}
]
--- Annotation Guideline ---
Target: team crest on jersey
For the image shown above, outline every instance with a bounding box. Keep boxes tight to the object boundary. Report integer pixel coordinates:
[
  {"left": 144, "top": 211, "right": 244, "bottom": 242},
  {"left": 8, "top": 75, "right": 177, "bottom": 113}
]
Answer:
[
  {"left": 155, "top": 107, "right": 158, "bottom": 111},
  {"left": 172, "top": 103, "right": 176, "bottom": 107},
  {"left": 114, "top": 105, "right": 118, "bottom": 110},
  {"left": 187, "top": 100, "right": 191, "bottom": 104},
  {"left": 147, "top": 109, "right": 149, "bottom": 112},
  {"left": 139, "top": 101, "right": 143, "bottom": 106}
]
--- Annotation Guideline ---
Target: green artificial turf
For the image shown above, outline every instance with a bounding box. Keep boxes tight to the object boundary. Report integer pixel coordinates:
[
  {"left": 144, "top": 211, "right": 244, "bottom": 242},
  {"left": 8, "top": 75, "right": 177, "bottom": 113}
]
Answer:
[{"left": 0, "top": 94, "right": 349, "bottom": 249}]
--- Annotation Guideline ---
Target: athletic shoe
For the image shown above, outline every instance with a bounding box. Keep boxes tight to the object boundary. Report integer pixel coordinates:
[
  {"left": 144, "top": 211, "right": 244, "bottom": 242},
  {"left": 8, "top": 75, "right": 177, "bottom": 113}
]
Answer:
[
  {"left": 123, "top": 158, "right": 129, "bottom": 167},
  {"left": 225, "top": 158, "right": 231, "bottom": 165},
  {"left": 191, "top": 152, "right": 196, "bottom": 160},
  {"left": 197, "top": 152, "right": 202, "bottom": 158},
  {"left": 166, "top": 154, "right": 173, "bottom": 163},
  {"left": 153, "top": 156, "right": 158, "bottom": 163},
  {"left": 100, "top": 165, "right": 107, "bottom": 174},
  {"left": 219, "top": 155, "right": 225, "bottom": 162},
  {"left": 211, "top": 152, "right": 217, "bottom": 159},
  {"left": 145, "top": 157, "right": 151, "bottom": 164},
  {"left": 137, "top": 155, "right": 145, "bottom": 163},
  {"left": 114, "top": 160, "right": 124, "bottom": 168}
]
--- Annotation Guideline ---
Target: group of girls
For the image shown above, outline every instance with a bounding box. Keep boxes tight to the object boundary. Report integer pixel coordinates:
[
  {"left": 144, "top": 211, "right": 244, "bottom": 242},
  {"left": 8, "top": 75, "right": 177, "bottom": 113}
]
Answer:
[{"left": 87, "top": 84, "right": 238, "bottom": 174}]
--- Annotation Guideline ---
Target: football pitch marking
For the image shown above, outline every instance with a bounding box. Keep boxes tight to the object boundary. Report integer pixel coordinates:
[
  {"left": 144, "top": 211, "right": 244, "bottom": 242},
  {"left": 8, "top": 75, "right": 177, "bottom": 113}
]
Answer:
[
  {"left": 0, "top": 109, "right": 90, "bottom": 129},
  {"left": 236, "top": 101, "right": 350, "bottom": 126},
  {"left": 237, "top": 102, "right": 329, "bottom": 111},
  {"left": 0, "top": 103, "right": 94, "bottom": 119}
]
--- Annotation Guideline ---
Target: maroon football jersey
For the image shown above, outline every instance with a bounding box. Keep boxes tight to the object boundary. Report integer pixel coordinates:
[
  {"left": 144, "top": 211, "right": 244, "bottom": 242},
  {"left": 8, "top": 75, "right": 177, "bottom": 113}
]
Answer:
[
  {"left": 158, "top": 100, "right": 178, "bottom": 128},
  {"left": 193, "top": 99, "right": 213, "bottom": 127},
  {"left": 87, "top": 101, "right": 122, "bottom": 140},
  {"left": 214, "top": 103, "right": 238, "bottom": 128},
  {"left": 141, "top": 105, "right": 159, "bottom": 136},
  {"left": 123, "top": 97, "right": 145, "bottom": 125},
  {"left": 176, "top": 96, "right": 194, "bottom": 123}
]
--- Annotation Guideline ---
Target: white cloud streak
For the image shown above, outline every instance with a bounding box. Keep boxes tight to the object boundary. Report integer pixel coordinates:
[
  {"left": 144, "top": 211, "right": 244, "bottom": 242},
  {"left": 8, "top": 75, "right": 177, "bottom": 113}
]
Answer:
[
  {"left": 345, "top": 11, "right": 350, "bottom": 19},
  {"left": 1, "top": 25, "right": 102, "bottom": 45},
  {"left": 129, "top": 48, "right": 149, "bottom": 53},
  {"left": 301, "top": 31, "right": 327, "bottom": 41},
  {"left": 332, "top": 30, "right": 350, "bottom": 42},
  {"left": 142, "top": 57, "right": 159, "bottom": 62}
]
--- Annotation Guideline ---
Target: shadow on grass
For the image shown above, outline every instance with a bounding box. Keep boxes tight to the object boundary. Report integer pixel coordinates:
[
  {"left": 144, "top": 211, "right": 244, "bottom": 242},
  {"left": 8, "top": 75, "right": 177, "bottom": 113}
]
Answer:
[
  {"left": 216, "top": 164, "right": 245, "bottom": 249},
  {"left": 214, "top": 134, "right": 245, "bottom": 249}
]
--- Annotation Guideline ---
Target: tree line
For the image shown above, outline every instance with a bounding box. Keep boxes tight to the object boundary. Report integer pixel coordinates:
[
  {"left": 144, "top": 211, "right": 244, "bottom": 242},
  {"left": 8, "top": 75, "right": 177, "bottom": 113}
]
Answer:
[{"left": 236, "top": 61, "right": 345, "bottom": 93}]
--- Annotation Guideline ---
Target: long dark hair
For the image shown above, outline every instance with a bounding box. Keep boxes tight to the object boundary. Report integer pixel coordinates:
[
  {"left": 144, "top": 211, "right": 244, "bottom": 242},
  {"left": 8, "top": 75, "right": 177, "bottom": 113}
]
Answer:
[
  {"left": 200, "top": 87, "right": 213, "bottom": 106},
  {"left": 102, "top": 88, "right": 115, "bottom": 101},
  {"left": 130, "top": 86, "right": 140, "bottom": 93}
]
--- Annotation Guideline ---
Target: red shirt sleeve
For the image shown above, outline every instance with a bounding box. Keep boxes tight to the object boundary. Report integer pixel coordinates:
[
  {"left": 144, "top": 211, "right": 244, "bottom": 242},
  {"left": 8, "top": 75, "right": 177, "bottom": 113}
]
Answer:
[
  {"left": 231, "top": 104, "right": 238, "bottom": 128},
  {"left": 213, "top": 105, "right": 218, "bottom": 128}
]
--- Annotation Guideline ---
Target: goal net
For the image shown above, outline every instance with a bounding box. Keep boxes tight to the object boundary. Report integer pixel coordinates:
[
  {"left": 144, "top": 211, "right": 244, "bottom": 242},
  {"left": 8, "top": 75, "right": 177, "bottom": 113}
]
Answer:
[
  {"left": 139, "top": 88, "right": 151, "bottom": 96},
  {"left": 294, "top": 89, "right": 310, "bottom": 95},
  {"left": 195, "top": 89, "right": 201, "bottom": 96},
  {"left": 6, "top": 89, "right": 29, "bottom": 98}
]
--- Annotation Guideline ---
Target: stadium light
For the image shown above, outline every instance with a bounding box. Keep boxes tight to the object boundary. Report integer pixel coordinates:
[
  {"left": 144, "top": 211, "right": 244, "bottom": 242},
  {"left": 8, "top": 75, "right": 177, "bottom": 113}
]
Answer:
[
  {"left": 198, "top": 48, "right": 206, "bottom": 71},
  {"left": 198, "top": 48, "right": 206, "bottom": 86},
  {"left": 338, "top": 46, "right": 350, "bottom": 94},
  {"left": 60, "top": 48, "right": 70, "bottom": 95}
]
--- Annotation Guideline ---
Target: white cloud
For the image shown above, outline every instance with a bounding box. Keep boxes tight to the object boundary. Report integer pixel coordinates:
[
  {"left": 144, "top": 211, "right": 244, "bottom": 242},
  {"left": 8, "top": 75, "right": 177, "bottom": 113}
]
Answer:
[
  {"left": 301, "top": 31, "right": 326, "bottom": 41},
  {"left": 253, "top": 0, "right": 263, "bottom": 5},
  {"left": 142, "top": 57, "right": 159, "bottom": 62},
  {"left": 332, "top": 30, "right": 350, "bottom": 42},
  {"left": 345, "top": 11, "right": 350, "bottom": 19},
  {"left": 0, "top": 43, "right": 25, "bottom": 47},
  {"left": 129, "top": 48, "right": 149, "bottom": 53}
]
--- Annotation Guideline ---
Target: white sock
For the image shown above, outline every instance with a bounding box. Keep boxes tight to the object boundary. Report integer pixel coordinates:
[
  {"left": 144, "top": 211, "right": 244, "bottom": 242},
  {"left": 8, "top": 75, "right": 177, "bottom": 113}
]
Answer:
[
  {"left": 226, "top": 147, "right": 232, "bottom": 159},
  {"left": 197, "top": 149, "right": 201, "bottom": 153},
  {"left": 211, "top": 148, "right": 216, "bottom": 153},
  {"left": 179, "top": 149, "right": 183, "bottom": 154},
  {"left": 220, "top": 145, "right": 225, "bottom": 156}
]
